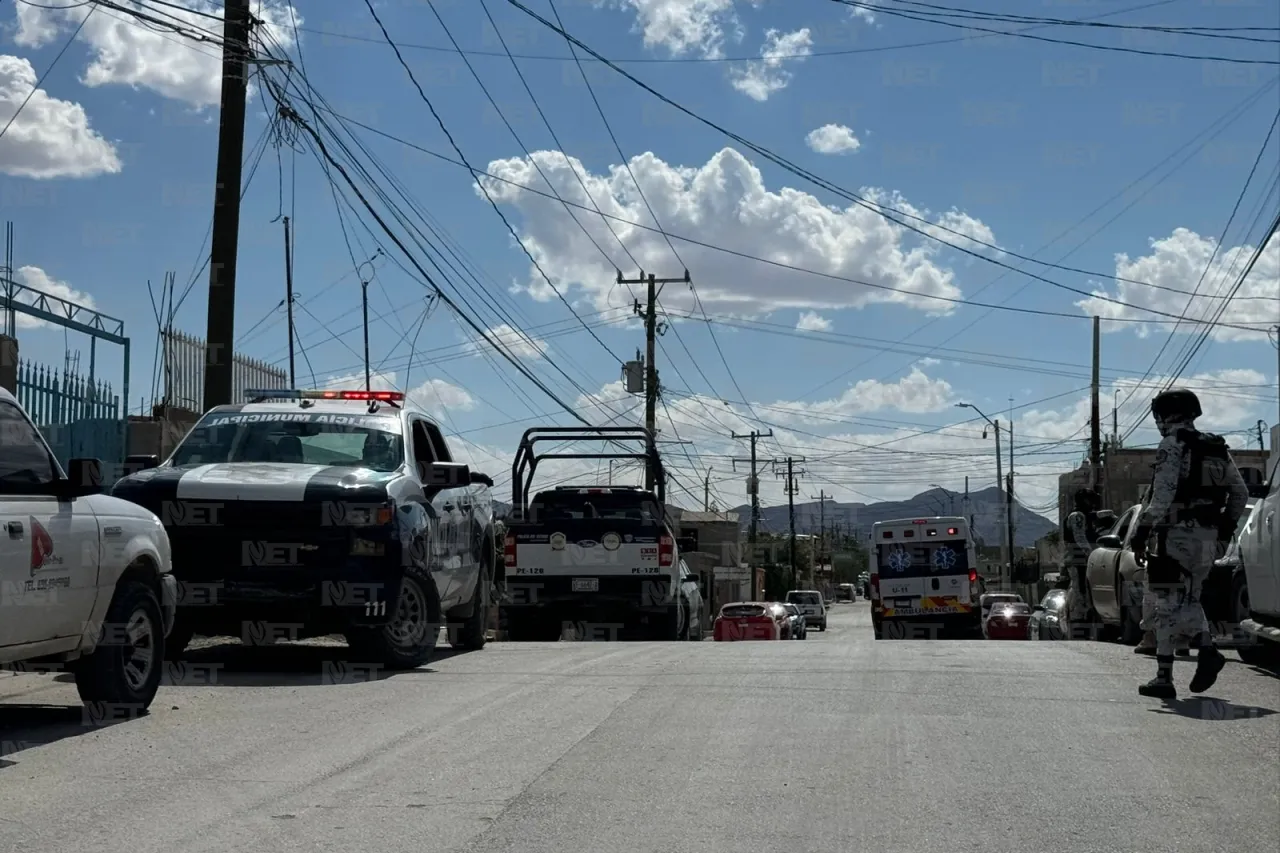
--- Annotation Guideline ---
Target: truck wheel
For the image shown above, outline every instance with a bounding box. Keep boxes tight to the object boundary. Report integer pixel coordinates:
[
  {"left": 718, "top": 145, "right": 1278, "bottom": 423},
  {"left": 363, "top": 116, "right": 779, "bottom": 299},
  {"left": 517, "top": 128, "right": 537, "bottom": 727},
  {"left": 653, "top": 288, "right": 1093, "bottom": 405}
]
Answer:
[
  {"left": 75, "top": 580, "right": 165, "bottom": 712},
  {"left": 451, "top": 568, "right": 490, "bottom": 651},
  {"left": 1238, "top": 641, "right": 1280, "bottom": 667},
  {"left": 346, "top": 570, "right": 440, "bottom": 669},
  {"left": 653, "top": 605, "right": 681, "bottom": 641}
]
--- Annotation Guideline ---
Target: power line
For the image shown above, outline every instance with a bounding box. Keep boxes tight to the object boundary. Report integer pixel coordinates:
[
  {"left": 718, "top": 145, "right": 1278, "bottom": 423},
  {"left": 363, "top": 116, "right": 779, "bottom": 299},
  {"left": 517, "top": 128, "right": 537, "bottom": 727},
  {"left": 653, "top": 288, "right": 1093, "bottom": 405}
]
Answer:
[
  {"left": 0, "top": 6, "right": 95, "bottom": 143},
  {"left": 317, "top": 109, "right": 1272, "bottom": 334}
]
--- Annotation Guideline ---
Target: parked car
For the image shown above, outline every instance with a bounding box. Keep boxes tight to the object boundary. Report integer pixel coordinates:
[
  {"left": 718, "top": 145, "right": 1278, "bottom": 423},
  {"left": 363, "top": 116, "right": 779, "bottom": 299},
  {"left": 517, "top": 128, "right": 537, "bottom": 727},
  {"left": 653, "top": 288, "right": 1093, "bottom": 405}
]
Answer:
[
  {"left": 1234, "top": 474, "right": 1280, "bottom": 666},
  {"left": 786, "top": 589, "right": 826, "bottom": 631},
  {"left": 781, "top": 603, "right": 807, "bottom": 639},
  {"left": 713, "top": 602, "right": 780, "bottom": 641},
  {"left": 985, "top": 602, "right": 1032, "bottom": 640},
  {"left": 979, "top": 593, "right": 1023, "bottom": 637},
  {"left": 0, "top": 387, "right": 177, "bottom": 712},
  {"left": 1028, "top": 589, "right": 1069, "bottom": 640}
]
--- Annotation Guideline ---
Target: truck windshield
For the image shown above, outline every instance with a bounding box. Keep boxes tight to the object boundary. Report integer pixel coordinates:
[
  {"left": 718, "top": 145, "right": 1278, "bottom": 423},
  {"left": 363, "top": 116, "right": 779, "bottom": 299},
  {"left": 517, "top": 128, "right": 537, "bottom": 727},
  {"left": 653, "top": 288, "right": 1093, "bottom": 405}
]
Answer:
[
  {"left": 528, "top": 491, "right": 659, "bottom": 523},
  {"left": 877, "top": 540, "right": 970, "bottom": 578},
  {"left": 171, "top": 412, "right": 405, "bottom": 472}
]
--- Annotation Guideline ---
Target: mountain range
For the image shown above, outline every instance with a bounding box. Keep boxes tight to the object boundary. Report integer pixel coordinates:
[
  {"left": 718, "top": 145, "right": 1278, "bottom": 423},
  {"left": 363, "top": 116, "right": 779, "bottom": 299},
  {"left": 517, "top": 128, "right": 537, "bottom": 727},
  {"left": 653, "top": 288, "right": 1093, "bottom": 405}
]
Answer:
[
  {"left": 723, "top": 486, "right": 1056, "bottom": 549},
  {"left": 494, "top": 487, "right": 1057, "bottom": 549}
]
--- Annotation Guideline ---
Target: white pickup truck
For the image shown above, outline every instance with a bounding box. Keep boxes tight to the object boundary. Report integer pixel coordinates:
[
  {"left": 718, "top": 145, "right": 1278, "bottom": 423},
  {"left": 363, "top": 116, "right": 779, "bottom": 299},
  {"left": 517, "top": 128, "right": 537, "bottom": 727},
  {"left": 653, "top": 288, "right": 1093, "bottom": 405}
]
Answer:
[
  {"left": 0, "top": 387, "right": 177, "bottom": 711},
  {"left": 1234, "top": 467, "right": 1280, "bottom": 666}
]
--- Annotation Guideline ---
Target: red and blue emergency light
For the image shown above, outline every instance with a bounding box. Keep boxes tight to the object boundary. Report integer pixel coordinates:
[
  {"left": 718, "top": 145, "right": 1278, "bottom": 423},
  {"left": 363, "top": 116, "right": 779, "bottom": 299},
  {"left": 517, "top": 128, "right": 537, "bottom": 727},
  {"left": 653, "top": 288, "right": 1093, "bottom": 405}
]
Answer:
[{"left": 244, "top": 389, "right": 405, "bottom": 403}]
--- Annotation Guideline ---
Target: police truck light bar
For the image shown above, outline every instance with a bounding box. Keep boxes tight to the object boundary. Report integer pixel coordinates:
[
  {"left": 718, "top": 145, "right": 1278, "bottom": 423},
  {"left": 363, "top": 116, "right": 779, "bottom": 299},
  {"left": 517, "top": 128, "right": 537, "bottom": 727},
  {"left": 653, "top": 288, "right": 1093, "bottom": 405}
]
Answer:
[{"left": 244, "top": 389, "right": 406, "bottom": 403}]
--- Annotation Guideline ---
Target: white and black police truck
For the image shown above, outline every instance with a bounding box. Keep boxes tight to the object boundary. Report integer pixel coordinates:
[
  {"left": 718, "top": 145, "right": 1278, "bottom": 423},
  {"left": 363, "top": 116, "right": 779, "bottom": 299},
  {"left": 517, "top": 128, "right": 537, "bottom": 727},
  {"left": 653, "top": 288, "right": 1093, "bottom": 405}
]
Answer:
[
  {"left": 501, "top": 427, "right": 702, "bottom": 641},
  {"left": 111, "top": 388, "right": 497, "bottom": 669}
]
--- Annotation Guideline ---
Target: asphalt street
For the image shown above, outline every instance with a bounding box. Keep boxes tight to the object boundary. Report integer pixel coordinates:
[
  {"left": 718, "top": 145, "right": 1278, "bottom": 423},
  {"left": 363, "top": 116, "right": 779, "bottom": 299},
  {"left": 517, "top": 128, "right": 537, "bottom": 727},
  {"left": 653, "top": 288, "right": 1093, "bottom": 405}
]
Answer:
[{"left": 2, "top": 602, "right": 1278, "bottom": 853}]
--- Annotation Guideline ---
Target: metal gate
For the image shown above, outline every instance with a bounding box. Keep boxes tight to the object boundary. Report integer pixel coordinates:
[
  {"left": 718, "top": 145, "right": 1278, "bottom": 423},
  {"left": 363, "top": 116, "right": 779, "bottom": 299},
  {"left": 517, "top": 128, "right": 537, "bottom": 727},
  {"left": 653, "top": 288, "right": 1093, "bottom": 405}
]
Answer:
[{"left": 16, "top": 360, "right": 123, "bottom": 469}]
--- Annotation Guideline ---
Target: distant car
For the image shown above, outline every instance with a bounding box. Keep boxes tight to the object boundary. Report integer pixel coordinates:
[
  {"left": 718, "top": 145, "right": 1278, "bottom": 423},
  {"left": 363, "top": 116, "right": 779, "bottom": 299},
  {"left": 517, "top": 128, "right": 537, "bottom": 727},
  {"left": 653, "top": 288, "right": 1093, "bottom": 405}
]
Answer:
[
  {"left": 1029, "top": 590, "right": 1069, "bottom": 640},
  {"left": 781, "top": 603, "right": 807, "bottom": 639},
  {"left": 786, "top": 589, "right": 827, "bottom": 631},
  {"left": 986, "top": 602, "right": 1032, "bottom": 640},
  {"left": 979, "top": 593, "right": 1024, "bottom": 636},
  {"left": 714, "top": 602, "right": 781, "bottom": 641}
]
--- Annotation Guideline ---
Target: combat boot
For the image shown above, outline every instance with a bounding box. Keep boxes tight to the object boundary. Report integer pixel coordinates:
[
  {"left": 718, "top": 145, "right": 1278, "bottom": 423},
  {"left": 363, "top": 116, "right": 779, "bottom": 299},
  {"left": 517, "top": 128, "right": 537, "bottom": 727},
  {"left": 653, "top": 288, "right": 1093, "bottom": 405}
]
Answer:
[
  {"left": 1134, "top": 631, "right": 1156, "bottom": 655},
  {"left": 1139, "top": 655, "right": 1176, "bottom": 699},
  {"left": 1189, "top": 646, "right": 1225, "bottom": 694}
]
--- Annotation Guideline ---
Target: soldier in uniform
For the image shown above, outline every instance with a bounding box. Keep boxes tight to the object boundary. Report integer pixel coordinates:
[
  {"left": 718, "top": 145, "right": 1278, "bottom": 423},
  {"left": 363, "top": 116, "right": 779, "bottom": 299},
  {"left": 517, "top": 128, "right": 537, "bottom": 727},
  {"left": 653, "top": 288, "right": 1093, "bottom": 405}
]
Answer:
[
  {"left": 1130, "top": 389, "right": 1249, "bottom": 699},
  {"left": 1062, "top": 487, "right": 1101, "bottom": 635}
]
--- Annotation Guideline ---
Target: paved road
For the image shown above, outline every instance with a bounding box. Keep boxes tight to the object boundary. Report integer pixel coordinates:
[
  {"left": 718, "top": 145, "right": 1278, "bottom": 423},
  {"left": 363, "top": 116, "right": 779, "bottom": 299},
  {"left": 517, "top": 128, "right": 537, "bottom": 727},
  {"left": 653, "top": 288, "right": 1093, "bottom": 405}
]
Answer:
[{"left": 2, "top": 603, "right": 1277, "bottom": 853}]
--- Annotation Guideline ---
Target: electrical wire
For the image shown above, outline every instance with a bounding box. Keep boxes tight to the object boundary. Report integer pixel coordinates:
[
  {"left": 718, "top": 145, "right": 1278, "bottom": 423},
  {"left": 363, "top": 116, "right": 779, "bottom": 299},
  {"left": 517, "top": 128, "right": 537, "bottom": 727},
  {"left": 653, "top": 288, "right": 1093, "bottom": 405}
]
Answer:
[{"left": 0, "top": 5, "right": 95, "bottom": 143}]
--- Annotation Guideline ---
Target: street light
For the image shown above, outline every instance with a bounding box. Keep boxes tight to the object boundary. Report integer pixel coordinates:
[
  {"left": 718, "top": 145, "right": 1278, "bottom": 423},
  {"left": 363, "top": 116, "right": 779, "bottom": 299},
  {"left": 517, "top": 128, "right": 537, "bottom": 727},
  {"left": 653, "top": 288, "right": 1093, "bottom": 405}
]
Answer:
[{"left": 956, "top": 401, "right": 1011, "bottom": 577}]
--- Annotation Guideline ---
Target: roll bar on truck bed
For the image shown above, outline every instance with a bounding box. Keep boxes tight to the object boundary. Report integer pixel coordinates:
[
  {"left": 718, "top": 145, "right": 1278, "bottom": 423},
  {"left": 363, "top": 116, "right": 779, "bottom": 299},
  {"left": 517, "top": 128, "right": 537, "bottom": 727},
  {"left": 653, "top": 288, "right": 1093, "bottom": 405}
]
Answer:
[{"left": 510, "top": 426, "right": 665, "bottom": 518}]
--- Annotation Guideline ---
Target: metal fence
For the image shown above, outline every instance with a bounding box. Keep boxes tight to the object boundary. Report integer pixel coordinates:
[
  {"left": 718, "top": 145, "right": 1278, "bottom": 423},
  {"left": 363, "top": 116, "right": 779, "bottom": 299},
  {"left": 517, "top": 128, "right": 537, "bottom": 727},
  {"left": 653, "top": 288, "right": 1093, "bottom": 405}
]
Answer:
[
  {"left": 16, "top": 359, "right": 123, "bottom": 467},
  {"left": 160, "top": 329, "right": 288, "bottom": 409},
  {"left": 16, "top": 360, "right": 119, "bottom": 425}
]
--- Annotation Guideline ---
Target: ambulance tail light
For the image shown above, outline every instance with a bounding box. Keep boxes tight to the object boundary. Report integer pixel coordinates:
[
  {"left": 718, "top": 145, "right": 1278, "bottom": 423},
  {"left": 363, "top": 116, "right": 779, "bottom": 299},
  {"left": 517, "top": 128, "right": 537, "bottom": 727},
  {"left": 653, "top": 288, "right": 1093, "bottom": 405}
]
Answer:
[
  {"left": 504, "top": 533, "right": 517, "bottom": 568},
  {"left": 969, "top": 568, "right": 979, "bottom": 598},
  {"left": 659, "top": 534, "right": 674, "bottom": 567},
  {"left": 869, "top": 573, "right": 881, "bottom": 602}
]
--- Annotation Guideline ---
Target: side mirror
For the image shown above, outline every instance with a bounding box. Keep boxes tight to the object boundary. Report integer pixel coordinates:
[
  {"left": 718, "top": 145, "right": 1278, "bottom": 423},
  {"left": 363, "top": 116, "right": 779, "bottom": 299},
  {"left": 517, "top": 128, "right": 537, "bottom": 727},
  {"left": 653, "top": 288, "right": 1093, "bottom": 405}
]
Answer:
[
  {"left": 470, "top": 471, "right": 494, "bottom": 488},
  {"left": 125, "top": 454, "right": 159, "bottom": 472},
  {"left": 420, "top": 461, "right": 471, "bottom": 490},
  {"left": 55, "top": 458, "right": 104, "bottom": 499},
  {"left": 1097, "top": 534, "right": 1122, "bottom": 549}
]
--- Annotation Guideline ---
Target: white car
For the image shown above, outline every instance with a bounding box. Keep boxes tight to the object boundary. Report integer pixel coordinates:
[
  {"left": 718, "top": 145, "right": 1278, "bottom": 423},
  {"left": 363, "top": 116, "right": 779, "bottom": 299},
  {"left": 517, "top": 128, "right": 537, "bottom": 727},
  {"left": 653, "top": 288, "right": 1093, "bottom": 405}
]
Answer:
[
  {"left": 0, "top": 387, "right": 177, "bottom": 711},
  {"left": 1234, "top": 470, "right": 1280, "bottom": 666},
  {"left": 786, "top": 589, "right": 826, "bottom": 631}
]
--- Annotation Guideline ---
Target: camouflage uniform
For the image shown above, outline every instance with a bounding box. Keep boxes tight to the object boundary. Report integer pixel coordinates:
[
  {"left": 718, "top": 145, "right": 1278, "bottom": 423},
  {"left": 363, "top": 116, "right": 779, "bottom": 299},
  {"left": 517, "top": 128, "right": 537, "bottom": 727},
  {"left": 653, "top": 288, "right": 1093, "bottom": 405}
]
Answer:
[
  {"left": 1131, "top": 389, "right": 1248, "bottom": 699},
  {"left": 1063, "top": 506, "right": 1094, "bottom": 633}
]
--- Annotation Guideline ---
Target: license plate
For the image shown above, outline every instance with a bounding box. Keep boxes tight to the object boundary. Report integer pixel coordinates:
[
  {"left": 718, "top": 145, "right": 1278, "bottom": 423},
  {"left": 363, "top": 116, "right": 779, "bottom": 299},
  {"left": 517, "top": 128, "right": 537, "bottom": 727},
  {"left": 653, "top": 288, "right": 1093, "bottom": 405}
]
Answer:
[
  {"left": 572, "top": 578, "right": 599, "bottom": 592},
  {"left": 895, "top": 598, "right": 914, "bottom": 609}
]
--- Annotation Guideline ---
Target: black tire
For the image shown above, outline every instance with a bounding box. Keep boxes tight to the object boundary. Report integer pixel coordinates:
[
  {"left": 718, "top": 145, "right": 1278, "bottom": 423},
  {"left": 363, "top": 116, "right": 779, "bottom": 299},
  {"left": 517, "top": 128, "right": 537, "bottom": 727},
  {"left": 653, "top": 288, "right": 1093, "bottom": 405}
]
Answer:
[
  {"left": 653, "top": 605, "right": 681, "bottom": 640},
  {"left": 162, "top": 617, "right": 197, "bottom": 661},
  {"left": 1237, "top": 641, "right": 1280, "bottom": 667},
  {"left": 346, "top": 570, "right": 440, "bottom": 669},
  {"left": 1119, "top": 605, "right": 1142, "bottom": 645},
  {"left": 451, "top": 566, "right": 490, "bottom": 651},
  {"left": 818, "top": 622, "right": 826, "bottom": 632},
  {"left": 74, "top": 580, "right": 165, "bottom": 712},
  {"left": 677, "top": 597, "right": 692, "bottom": 641}
]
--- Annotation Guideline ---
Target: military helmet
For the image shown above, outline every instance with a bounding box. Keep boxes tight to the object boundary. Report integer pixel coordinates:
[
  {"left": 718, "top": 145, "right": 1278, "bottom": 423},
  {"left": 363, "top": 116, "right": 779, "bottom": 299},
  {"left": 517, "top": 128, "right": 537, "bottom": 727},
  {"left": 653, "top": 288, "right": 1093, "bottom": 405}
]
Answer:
[{"left": 1151, "top": 388, "right": 1201, "bottom": 420}]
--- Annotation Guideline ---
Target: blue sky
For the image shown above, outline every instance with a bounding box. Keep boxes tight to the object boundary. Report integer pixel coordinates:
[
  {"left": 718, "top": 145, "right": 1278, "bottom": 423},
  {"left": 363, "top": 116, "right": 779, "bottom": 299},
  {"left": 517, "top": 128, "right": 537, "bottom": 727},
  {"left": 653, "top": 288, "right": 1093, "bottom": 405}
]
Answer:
[{"left": 2, "top": 0, "right": 1278, "bottom": 517}]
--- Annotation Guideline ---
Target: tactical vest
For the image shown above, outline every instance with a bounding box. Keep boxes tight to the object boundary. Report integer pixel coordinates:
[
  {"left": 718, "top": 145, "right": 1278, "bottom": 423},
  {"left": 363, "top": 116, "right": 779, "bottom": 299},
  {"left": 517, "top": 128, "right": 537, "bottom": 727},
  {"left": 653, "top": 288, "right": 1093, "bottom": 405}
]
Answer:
[{"left": 1168, "top": 428, "right": 1232, "bottom": 527}]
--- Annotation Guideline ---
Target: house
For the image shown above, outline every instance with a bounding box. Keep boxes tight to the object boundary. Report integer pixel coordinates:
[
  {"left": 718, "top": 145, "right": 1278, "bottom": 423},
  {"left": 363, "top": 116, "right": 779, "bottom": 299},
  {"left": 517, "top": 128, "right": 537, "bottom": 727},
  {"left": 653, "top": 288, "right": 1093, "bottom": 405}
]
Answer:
[{"left": 669, "top": 509, "right": 743, "bottom": 622}]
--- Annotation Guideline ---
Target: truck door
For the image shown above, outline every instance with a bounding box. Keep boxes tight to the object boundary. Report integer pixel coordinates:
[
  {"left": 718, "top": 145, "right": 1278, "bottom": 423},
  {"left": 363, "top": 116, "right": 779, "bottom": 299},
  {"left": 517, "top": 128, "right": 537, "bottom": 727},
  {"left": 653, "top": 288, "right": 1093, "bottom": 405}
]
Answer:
[
  {"left": 0, "top": 398, "right": 99, "bottom": 646},
  {"left": 410, "top": 418, "right": 464, "bottom": 606}
]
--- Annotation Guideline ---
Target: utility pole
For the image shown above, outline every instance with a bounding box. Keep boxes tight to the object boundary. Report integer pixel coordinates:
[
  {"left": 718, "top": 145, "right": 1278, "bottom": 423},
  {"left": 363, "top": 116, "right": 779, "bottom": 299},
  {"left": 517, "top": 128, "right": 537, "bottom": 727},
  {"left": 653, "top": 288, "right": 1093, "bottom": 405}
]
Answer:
[
  {"left": 1007, "top": 418, "right": 1015, "bottom": 582},
  {"left": 993, "top": 419, "right": 1005, "bottom": 572},
  {"left": 202, "top": 0, "right": 253, "bottom": 411},
  {"left": 775, "top": 457, "right": 806, "bottom": 591},
  {"left": 704, "top": 467, "right": 713, "bottom": 511},
  {"left": 809, "top": 490, "right": 827, "bottom": 566},
  {"left": 619, "top": 270, "right": 689, "bottom": 491},
  {"left": 965, "top": 476, "right": 973, "bottom": 531},
  {"left": 1090, "top": 315, "right": 1101, "bottom": 484},
  {"left": 1257, "top": 420, "right": 1267, "bottom": 452},
  {"left": 732, "top": 429, "right": 773, "bottom": 601},
  {"left": 361, "top": 279, "right": 371, "bottom": 392},
  {"left": 283, "top": 216, "right": 296, "bottom": 387}
]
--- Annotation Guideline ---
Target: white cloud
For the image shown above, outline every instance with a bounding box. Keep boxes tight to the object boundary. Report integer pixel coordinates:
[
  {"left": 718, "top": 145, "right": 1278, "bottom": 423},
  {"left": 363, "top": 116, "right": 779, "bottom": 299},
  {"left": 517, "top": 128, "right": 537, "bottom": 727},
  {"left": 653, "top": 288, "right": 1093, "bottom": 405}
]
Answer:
[
  {"left": 918, "top": 357, "right": 940, "bottom": 366},
  {"left": 12, "top": 1, "right": 300, "bottom": 109},
  {"left": 464, "top": 324, "right": 549, "bottom": 360},
  {"left": 729, "top": 27, "right": 812, "bottom": 101},
  {"left": 0, "top": 56, "right": 120, "bottom": 178},
  {"left": 848, "top": 5, "right": 876, "bottom": 24},
  {"left": 1076, "top": 227, "right": 1279, "bottom": 343},
  {"left": 805, "top": 123, "right": 861, "bottom": 155},
  {"left": 478, "top": 146, "right": 986, "bottom": 316},
  {"left": 796, "top": 311, "right": 831, "bottom": 332},
  {"left": 611, "top": 0, "right": 750, "bottom": 58},
  {"left": 320, "top": 370, "right": 475, "bottom": 420},
  {"left": 765, "top": 367, "right": 954, "bottom": 424},
  {"left": 11, "top": 266, "right": 99, "bottom": 329}
]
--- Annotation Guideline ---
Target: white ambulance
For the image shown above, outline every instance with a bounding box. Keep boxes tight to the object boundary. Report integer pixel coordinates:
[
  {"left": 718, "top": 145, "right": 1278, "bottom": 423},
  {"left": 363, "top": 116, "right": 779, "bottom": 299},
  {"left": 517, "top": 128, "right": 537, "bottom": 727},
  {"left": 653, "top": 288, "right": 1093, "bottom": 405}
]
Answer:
[{"left": 869, "top": 516, "right": 981, "bottom": 639}]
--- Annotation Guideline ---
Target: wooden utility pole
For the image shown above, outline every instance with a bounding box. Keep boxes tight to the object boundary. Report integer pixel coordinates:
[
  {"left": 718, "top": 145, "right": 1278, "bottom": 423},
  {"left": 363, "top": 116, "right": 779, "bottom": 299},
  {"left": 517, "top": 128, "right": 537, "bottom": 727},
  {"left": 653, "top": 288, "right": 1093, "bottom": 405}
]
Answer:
[
  {"left": 283, "top": 216, "right": 295, "bottom": 387},
  {"left": 775, "top": 457, "right": 806, "bottom": 591},
  {"left": 202, "top": 0, "right": 253, "bottom": 410},
  {"left": 809, "top": 489, "right": 827, "bottom": 565},
  {"left": 1007, "top": 419, "right": 1015, "bottom": 581},
  {"left": 361, "top": 279, "right": 371, "bottom": 392},
  {"left": 1090, "top": 316, "right": 1101, "bottom": 482},
  {"left": 733, "top": 429, "right": 773, "bottom": 601},
  {"left": 619, "top": 270, "right": 689, "bottom": 491},
  {"left": 704, "top": 467, "right": 712, "bottom": 511},
  {"left": 993, "top": 419, "right": 1005, "bottom": 571},
  {"left": 1257, "top": 420, "right": 1266, "bottom": 452}
]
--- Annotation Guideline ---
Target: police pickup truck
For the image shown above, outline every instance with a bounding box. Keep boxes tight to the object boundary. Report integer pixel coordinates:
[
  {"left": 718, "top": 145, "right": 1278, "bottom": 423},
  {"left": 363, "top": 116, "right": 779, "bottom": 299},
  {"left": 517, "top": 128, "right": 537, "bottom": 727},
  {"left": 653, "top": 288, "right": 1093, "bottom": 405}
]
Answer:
[
  {"left": 501, "top": 427, "right": 701, "bottom": 641},
  {"left": 111, "top": 388, "right": 496, "bottom": 669},
  {"left": 1, "top": 386, "right": 177, "bottom": 712}
]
